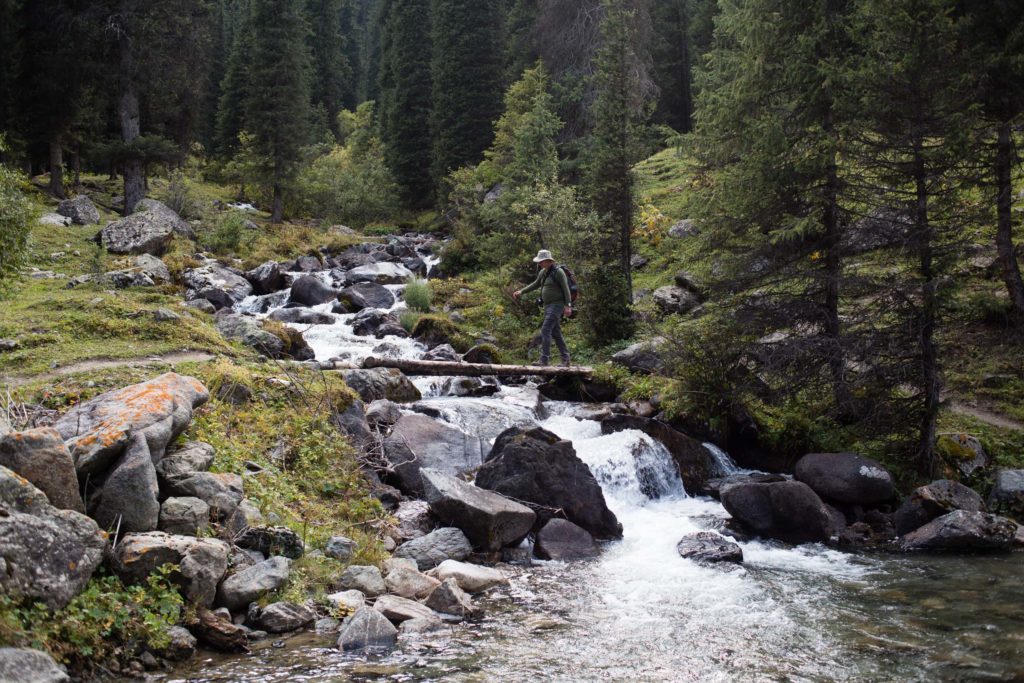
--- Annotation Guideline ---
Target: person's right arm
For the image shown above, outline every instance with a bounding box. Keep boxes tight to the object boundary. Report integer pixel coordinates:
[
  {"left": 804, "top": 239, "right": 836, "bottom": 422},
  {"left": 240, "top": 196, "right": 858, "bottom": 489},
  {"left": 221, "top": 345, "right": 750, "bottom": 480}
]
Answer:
[{"left": 518, "top": 270, "right": 544, "bottom": 295}]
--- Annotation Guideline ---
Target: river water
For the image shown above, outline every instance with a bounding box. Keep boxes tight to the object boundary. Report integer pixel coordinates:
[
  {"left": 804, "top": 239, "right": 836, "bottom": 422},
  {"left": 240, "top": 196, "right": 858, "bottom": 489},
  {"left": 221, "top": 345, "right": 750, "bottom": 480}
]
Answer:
[{"left": 165, "top": 264, "right": 1024, "bottom": 683}]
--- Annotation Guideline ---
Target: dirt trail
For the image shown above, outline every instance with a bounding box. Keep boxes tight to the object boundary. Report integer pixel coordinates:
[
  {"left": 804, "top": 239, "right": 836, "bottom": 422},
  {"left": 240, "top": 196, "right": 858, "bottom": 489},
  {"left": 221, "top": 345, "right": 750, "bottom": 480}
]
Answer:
[
  {"left": 946, "top": 400, "right": 1024, "bottom": 432},
  {"left": 1, "top": 351, "right": 219, "bottom": 388}
]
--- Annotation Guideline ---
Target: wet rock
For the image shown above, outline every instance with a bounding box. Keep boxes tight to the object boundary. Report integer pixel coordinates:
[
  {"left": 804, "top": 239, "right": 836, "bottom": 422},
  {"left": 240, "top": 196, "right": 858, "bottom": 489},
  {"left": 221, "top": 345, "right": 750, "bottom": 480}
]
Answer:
[
  {"left": 215, "top": 314, "right": 285, "bottom": 358},
  {"left": 0, "top": 466, "right": 106, "bottom": 609},
  {"left": 382, "top": 415, "right": 482, "bottom": 497},
  {"left": 394, "top": 527, "right": 473, "bottom": 570},
  {"left": 256, "top": 602, "right": 315, "bottom": 633},
  {"left": 156, "top": 441, "right": 215, "bottom": 482},
  {"left": 331, "top": 400, "right": 373, "bottom": 453},
  {"left": 424, "top": 344, "right": 461, "bottom": 362},
  {"left": 794, "top": 452, "right": 894, "bottom": 506},
  {"left": 184, "top": 264, "right": 253, "bottom": 304},
  {"left": 720, "top": 480, "right": 833, "bottom": 544},
  {"left": 337, "top": 607, "right": 398, "bottom": 651},
  {"left": 160, "top": 626, "right": 198, "bottom": 661},
  {"left": 289, "top": 275, "right": 337, "bottom": 307},
  {"left": 987, "top": 469, "right": 1024, "bottom": 521},
  {"left": 338, "top": 565, "right": 386, "bottom": 597},
  {"left": 186, "top": 608, "right": 248, "bottom": 652},
  {"left": 0, "top": 647, "right": 69, "bottom": 683},
  {"left": 347, "top": 262, "right": 414, "bottom": 285},
  {"left": 428, "top": 560, "right": 508, "bottom": 593},
  {"left": 339, "top": 283, "right": 395, "bottom": 311},
  {"left": 675, "top": 531, "right": 743, "bottom": 564},
  {"left": 366, "top": 399, "right": 403, "bottom": 428},
  {"left": 899, "top": 510, "right": 1018, "bottom": 552},
  {"left": 235, "top": 526, "right": 303, "bottom": 559},
  {"left": 384, "top": 566, "right": 441, "bottom": 600},
  {"left": 700, "top": 472, "right": 787, "bottom": 500},
  {"left": 315, "top": 617, "right": 341, "bottom": 633},
  {"left": 424, "top": 578, "right": 479, "bottom": 620},
  {"left": 393, "top": 500, "right": 435, "bottom": 541},
  {"left": 245, "top": 261, "right": 285, "bottom": 295},
  {"left": 164, "top": 472, "right": 243, "bottom": 522},
  {"left": 57, "top": 195, "right": 100, "bottom": 225},
  {"left": 535, "top": 518, "right": 600, "bottom": 561},
  {"left": 110, "top": 532, "right": 229, "bottom": 606},
  {"left": 653, "top": 286, "right": 701, "bottom": 315},
  {"left": 537, "top": 376, "right": 619, "bottom": 403},
  {"left": 894, "top": 480, "right": 986, "bottom": 536},
  {"left": 610, "top": 338, "right": 667, "bottom": 374},
  {"left": 0, "top": 427, "right": 84, "bottom": 512},
  {"left": 601, "top": 415, "right": 711, "bottom": 495},
  {"left": 374, "top": 595, "right": 439, "bottom": 624},
  {"left": 342, "top": 368, "right": 421, "bottom": 404},
  {"left": 420, "top": 469, "right": 536, "bottom": 551},
  {"left": 462, "top": 345, "right": 499, "bottom": 365},
  {"left": 158, "top": 496, "right": 210, "bottom": 536},
  {"left": 399, "top": 617, "right": 448, "bottom": 635},
  {"left": 326, "top": 589, "right": 366, "bottom": 613},
  {"left": 351, "top": 309, "right": 408, "bottom": 338},
  {"left": 216, "top": 556, "right": 291, "bottom": 610},
  {"left": 268, "top": 307, "right": 334, "bottom": 325},
  {"left": 439, "top": 376, "right": 500, "bottom": 397},
  {"left": 476, "top": 426, "right": 622, "bottom": 540}
]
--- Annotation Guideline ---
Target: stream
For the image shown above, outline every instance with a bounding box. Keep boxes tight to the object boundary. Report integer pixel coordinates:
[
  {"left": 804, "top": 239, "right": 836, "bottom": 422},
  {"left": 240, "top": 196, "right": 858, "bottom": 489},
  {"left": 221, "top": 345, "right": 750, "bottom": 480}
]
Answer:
[{"left": 165, "top": 257, "right": 1024, "bottom": 682}]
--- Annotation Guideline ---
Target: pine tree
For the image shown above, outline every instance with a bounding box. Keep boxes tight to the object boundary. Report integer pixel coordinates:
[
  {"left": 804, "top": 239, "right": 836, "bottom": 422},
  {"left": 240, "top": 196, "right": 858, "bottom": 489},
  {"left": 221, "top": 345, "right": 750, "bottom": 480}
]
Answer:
[
  {"left": 245, "top": 0, "right": 313, "bottom": 222},
  {"left": 429, "top": 0, "right": 505, "bottom": 190},
  {"left": 0, "top": 0, "right": 25, "bottom": 165},
  {"left": 307, "top": 0, "right": 352, "bottom": 135},
  {"left": 215, "top": 1, "right": 254, "bottom": 159},
  {"left": 379, "top": 0, "right": 434, "bottom": 207}
]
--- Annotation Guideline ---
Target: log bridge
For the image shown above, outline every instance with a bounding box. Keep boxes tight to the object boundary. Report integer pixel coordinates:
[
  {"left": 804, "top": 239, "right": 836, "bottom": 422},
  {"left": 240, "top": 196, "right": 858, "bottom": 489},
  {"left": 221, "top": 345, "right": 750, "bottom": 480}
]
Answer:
[{"left": 356, "top": 356, "right": 594, "bottom": 378}]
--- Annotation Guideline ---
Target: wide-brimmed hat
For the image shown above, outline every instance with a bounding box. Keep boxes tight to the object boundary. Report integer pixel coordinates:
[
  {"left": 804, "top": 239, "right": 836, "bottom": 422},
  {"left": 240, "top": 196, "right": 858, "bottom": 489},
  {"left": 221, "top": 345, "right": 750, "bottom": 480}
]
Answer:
[{"left": 532, "top": 249, "right": 554, "bottom": 263}]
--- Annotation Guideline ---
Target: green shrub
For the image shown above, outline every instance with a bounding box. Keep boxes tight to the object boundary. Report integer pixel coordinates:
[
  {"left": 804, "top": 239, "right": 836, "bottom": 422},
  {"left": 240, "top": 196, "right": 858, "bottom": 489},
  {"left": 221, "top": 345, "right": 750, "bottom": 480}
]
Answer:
[
  {"left": 0, "top": 156, "right": 33, "bottom": 297},
  {"left": 204, "top": 211, "right": 248, "bottom": 254},
  {"left": 404, "top": 278, "right": 433, "bottom": 312},
  {"left": 399, "top": 310, "right": 422, "bottom": 333},
  {"left": 165, "top": 170, "right": 202, "bottom": 220}
]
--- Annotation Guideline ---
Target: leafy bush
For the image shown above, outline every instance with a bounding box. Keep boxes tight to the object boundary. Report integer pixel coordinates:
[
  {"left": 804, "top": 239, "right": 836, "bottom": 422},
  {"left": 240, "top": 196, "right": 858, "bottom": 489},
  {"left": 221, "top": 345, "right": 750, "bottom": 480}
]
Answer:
[
  {"left": 404, "top": 278, "right": 433, "bottom": 312},
  {"left": 399, "top": 310, "right": 422, "bottom": 333},
  {"left": 165, "top": 170, "right": 202, "bottom": 220},
  {"left": 204, "top": 211, "right": 249, "bottom": 254},
  {"left": 0, "top": 155, "right": 33, "bottom": 297}
]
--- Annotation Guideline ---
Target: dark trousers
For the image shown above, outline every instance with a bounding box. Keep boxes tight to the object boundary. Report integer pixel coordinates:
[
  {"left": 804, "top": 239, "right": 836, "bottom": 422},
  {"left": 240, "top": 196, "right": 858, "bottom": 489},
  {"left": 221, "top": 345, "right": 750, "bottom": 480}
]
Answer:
[{"left": 540, "top": 303, "right": 570, "bottom": 363}]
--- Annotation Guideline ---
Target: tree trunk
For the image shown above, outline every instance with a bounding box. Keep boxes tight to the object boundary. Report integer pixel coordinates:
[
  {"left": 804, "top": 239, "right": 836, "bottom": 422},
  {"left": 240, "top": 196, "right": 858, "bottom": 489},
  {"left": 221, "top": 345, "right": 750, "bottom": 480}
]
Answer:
[
  {"left": 822, "top": 106, "right": 851, "bottom": 419},
  {"left": 914, "top": 148, "right": 939, "bottom": 478},
  {"left": 71, "top": 144, "right": 81, "bottom": 187},
  {"left": 48, "top": 136, "right": 65, "bottom": 199},
  {"left": 995, "top": 121, "right": 1024, "bottom": 323},
  {"left": 271, "top": 182, "right": 284, "bottom": 224},
  {"left": 117, "top": 4, "right": 144, "bottom": 215}
]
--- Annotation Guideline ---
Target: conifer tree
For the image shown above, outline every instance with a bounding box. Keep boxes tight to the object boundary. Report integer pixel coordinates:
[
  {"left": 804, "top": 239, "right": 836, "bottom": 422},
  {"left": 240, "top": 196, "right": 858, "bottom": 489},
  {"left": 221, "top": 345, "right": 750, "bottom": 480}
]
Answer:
[
  {"left": 307, "top": 0, "right": 352, "bottom": 135},
  {"left": 429, "top": 0, "right": 505, "bottom": 190},
  {"left": 215, "top": 1, "right": 254, "bottom": 159},
  {"left": 379, "top": 0, "right": 434, "bottom": 207},
  {"left": 245, "top": 0, "right": 313, "bottom": 222}
]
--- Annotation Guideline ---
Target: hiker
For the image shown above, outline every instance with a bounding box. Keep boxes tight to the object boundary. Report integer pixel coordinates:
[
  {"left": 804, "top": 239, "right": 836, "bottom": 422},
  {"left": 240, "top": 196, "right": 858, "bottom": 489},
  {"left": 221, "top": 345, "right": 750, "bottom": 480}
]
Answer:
[{"left": 513, "top": 249, "right": 573, "bottom": 367}]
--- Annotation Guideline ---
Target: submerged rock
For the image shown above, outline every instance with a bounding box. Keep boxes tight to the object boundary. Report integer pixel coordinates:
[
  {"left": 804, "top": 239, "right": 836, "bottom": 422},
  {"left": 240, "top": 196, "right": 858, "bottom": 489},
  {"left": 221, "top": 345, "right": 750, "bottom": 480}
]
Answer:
[
  {"left": 601, "top": 415, "right": 711, "bottom": 495},
  {"left": 373, "top": 595, "right": 439, "bottom": 624},
  {"left": 424, "top": 578, "right": 479, "bottom": 620},
  {"left": 676, "top": 531, "right": 743, "bottom": 564}
]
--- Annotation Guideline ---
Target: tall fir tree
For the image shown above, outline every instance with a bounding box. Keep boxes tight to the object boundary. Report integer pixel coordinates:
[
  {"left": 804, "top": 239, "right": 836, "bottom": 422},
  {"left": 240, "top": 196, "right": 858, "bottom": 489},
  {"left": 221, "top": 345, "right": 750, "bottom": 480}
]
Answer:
[
  {"left": 429, "top": 0, "right": 505, "bottom": 190},
  {"left": 379, "top": 0, "right": 434, "bottom": 207},
  {"left": 245, "top": 0, "right": 313, "bottom": 222},
  {"left": 0, "top": 0, "right": 25, "bottom": 164},
  {"left": 307, "top": 0, "right": 352, "bottom": 136},
  {"left": 215, "top": 0, "right": 254, "bottom": 159}
]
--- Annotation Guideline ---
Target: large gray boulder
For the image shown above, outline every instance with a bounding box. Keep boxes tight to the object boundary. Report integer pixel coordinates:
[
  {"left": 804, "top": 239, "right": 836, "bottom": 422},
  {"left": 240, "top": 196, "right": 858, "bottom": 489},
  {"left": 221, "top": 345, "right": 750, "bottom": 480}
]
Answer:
[
  {"left": 347, "top": 262, "right": 414, "bottom": 285},
  {"left": 109, "top": 532, "right": 229, "bottom": 607},
  {"left": 0, "top": 466, "right": 107, "bottom": 609},
  {"left": 101, "top": 212, "right": 173, "bottom": 255},
  {"left": 373, "top": 595, "right": 439, "bottom": 624},
  {"left": 338, "top": 565, "right": 386, "bottom": 597},
  {"left": 57, "top": 195, "right": 100, "bottom": 225},
  {"left": 337, "top": 607, "right": 397, "bottom": 651},
  {"left": 421, "top": 469, "right": 535, "bottom": 551},
  {"left": 894, "top": 480, "right": 985, "bottom": 536},
  {"left": 245, "top": 261, "right": 285, "bottom": 295},
  {"left": 350, "top": 309, "right": 408, "bottom": 338},
  {"left": 382, "top": 415, "right": 483, "bottom": 497},
  {"left": 89, "top": 433, "right": 161, "bottom": 531},
  {"left": 255, "top": 601, "right": 315, "bottom": 633},
  {"left": 610, "top": 337, "right": 667, "bottom": 374},
  {"left": 289, "top": 275, "right": 338, "bottom": 307},
  {"left": 676, "top": 531, "right": 743, "bottom": 564},
  {"left": 794, "top": 452, "right": 894, "bottom": 506},
  {"left": 0, "top": 428, "right": 84, "bottom": 512},
  {"left": 216, "top": 556, "right": 291, "bottom": 610},
  {"left": 131, "top": 253, "right": 172, "bottom": 284},
  {"left": 135, "top": 198, "right": 195, "bottom": 238},
  {"left": 384, "top": 566, "right": 441, "bottom": 600},
  {"left": 428, "top": 560, "right": 507, "bottom": 593},
  {"left": 339, "top": 283, "right": 395, "bottom": 311},
  {"left": 342, "top": 368, "right": 421, "bottom": 404},
  {"left": 475, "top": 427, "right": 622, "bottom": 540},
  {"left": 720, "top": 480, "right": 833, "bottom": 544},
  {"left": 0, "top": 648, "right": 69, "bottom": 683},
  {"left": 159, "top": 497, "right": 210, "bottom": 536},
  {"left": 653, "top": 286, "right": 701, "bottom": 315},
  {"left": 215, "top": 314, "right": 285, "bottom": 358},
  {"left": 424, "top": 578, "right": 478, "bottom": 620},
  {"left": 899, "top": 510, "right": 1018, "bottom": 552},
  {"left": 988, "top": 469, "right": 1024, "bottom": 521},
  {"left": 184, "top": 264, "right": 253, "bottom": 306},
  {"left": 394, "top": 527, "right": 473, "bottom": 570},
  {"left": 535, "top": 518, "right": 600, "bottom": 561}
]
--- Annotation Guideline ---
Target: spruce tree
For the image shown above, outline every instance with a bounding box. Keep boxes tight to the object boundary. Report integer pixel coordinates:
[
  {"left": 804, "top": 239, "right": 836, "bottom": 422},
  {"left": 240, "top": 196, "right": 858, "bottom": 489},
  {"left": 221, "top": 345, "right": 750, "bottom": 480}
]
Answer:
[
  {"left": 215, "top": 1, "right": 254, "bottom": 159},
  {"left": 307, "top": 0, "right": 352, "bottom": 135},
  {"left": 245, "top": 0, "right": 312, "bottom": 222},
  {"left": 429, "top": 0, "right": 505, "bottom": 190}
]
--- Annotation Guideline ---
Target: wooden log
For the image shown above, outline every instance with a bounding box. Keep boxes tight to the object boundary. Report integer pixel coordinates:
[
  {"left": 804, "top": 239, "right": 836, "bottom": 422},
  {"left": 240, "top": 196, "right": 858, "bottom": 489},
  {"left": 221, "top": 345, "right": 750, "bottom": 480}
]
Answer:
[{"left": 360, "top": 356, "right": 593, "bottom": 378}]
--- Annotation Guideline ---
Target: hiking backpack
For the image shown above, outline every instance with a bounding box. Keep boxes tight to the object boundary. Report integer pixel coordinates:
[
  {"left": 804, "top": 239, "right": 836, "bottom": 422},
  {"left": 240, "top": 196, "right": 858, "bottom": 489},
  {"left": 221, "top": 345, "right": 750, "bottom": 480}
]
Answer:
[{"left": 542, "top": 264, "right": 580, "bottom": 303}]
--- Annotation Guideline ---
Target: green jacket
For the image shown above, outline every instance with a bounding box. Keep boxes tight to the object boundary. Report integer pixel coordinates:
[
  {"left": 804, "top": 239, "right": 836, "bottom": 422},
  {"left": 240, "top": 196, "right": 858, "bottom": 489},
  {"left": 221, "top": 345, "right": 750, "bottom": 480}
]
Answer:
[{"left": 521, "top": 264, "right": 572, "bottom": 306}]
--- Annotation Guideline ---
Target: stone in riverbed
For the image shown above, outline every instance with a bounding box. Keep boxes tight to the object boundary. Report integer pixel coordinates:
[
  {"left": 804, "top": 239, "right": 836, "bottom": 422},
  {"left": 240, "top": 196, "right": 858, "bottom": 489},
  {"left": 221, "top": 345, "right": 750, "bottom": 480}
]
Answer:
[
  {"left": 988, "top": 469, "right": 1024, "bottom": 521},
  {"left": 214, "top": 314, "right": 285, "bottom": 358},
  {"left": 326, "top": 589, "right": 366, "bottom": 613},
  {"left": 216, "top": 556, "right": 291, "bottom": 610},
  {"left": 393, "top": 499, "right": 435, "bottom": 541},
  {"left": 342, "top": 368, "right": 421, "bottom": 404},
  {"left": 382, "top": 415, "right": 482, "bottom": 497},
  {"left": 0, "top": 647, "right": 70, "bottom": 683},
  {"left": 393, "top": 527, "right": 473, "bottom": 570},
  {"left": 428, "top": 560, "right": 508, "bottom": 594},
  {"left": 337, "top": 607, "right": 398, "bottom": 651},
  {"left": 267, "top": 307, "right": 334, "bottom": 325},
  {"left": 720, "top": 480, "right": 833, "bottom": 545},
  {"left": 424, "top": 578, "right": 479, "bottom": 620},
  {"left": 255, "top": 601, "right": 316, "bottom": 633},
  {"left": 159, "top": 626, "right": 198, "bottom": 662},
  {"left": 894, "top": 480, "right": 985, "bottom": 536},
  {"left": 898, "top": 510, "right": 1018, "bottom": 552},
  {"left": 675, "top": 531, "right": 743, "bottom": 564},
  {"left": 420, "top": 468, "right": 536, "bottom": 551},
  {"left": 366, "top": 399, "right": 403, "bottom": 428},
  {"left": 373, "top": 595, "right": 440, "bottom": 624},
  {"left": 794, "top": 452, "right": 894, "bottom": 506},
  {"left": 109, "top": 532, "right": 229, "bottom": 607},
  {"left": 245, "top": 261, "right": 285, "bottom": 295},
  {"left": 288, "top": 275, "right": 338, "bottom": 307},
  {"left": 347, "top": 262, "right": 414, "bottom": 285},
  {"left": 534, "top": 518, "right": 600, "bottom": 561},
  {"left": 337, "top": 565, "right": 386, "bottom": 597},
  {"left": 339, "top": 282, "right": 395, "bottom": 311},
  {"left": 0, "top": 427, "right": 84, "bottom": 513},
  {"left": 385, "top": 566, "right": 441, "bottom": 600}
]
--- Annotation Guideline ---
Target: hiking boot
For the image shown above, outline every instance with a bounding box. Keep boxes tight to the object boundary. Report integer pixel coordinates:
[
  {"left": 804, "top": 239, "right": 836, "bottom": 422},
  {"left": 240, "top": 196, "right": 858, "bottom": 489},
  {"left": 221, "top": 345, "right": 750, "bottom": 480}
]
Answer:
[
  {"left": 533, "top": 360, "right": 550, "bottom": 367},
  {"left": 560, "top": 357, "right": 572, "bottom": 367}
]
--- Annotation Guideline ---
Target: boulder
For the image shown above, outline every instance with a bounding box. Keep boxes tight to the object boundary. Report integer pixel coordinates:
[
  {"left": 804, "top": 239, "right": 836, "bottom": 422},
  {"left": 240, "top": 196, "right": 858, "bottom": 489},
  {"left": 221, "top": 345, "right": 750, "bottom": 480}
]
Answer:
[
  {"left": 324, "top": 535, "right": 357, "bottom": 562},
  {"left": 675, "top": 531, "right": 743, "bottom": 564},
  {"left": 336, "top": 607, "right": 398, "bottom": 651},
  {"left": 537, "top": 377, "right": 618, "bottom": 403},
  {"left": 475, "top": 426, "right": 622, "bottom": 540},
  {"left": 255, "top": 601, "right": 315, "bottom": 633},
  {"left": 393, "top": 499, "right": 435, "bottom": 541},
  {"left": 326, "top": 589, "right": 366, "bottom": 613},
  {"left": 88, "top": 433, "right": 161, "bottom": 531},
  {"left": 439, "top": 376, "right": 499, "bottom": 397},
  {"left": 216, "top": 556, "right": 291, "bottom": 610},
  {"left": 384, "top": 566, "right": 441, "bottom": 600},
  {"left": 337, "top": 565, "right": 386, "bottom": 597},
  {"left": 234, "top": 526, "right": 303, "bottom": 559},
  {"left": 109, "top": 532, "right": 229, "bottom": 607},
  {"left": 894, "top": 480, "right": 985, "bottom": 536},
  {"left": 245, "top": 261, "right": 285, "bottom": 295},
  {"left": 347, "top": 262, "right": 414, "bottom": 285},
  {"left": 653, "top": 286, "right": 701, "bottom": 315},
  {"left": 339, "top": 283, "right": 395, "bottom": 311},
  {"left": 164, "top": 472, "right": 244, "bottom": 522},
  {"left": 135, "top": 198, "right": 195, "bottom": 238},
  {"left": 130, "top": 253, "right": 171, "bottom": 284},
  {"left": 720, "top": 480, "right": 833, "bottom": 544},
  {"left": 373, "top": 595, "right": 439, "bottom": 624},
  {"left": 268, "top": 307, "right": 334, "bottom": 325},
  {"left": 366, "top": 399, "right": 403, "bottom": 428},
  {"left": 39, "top": 213, "right": 71, "bottom": 227},
  {"left": 331, "top": 400, "right": 373, "bottom": 453},
  {"left": 610, "top": 338, "right": 667, "bottom": 374},
  {"left": 159, "top": 497, "right": 210, "bottom": 536},
  {"left": 101, "top": 213, "right": 173, "bottom": 255},
  {"left": 394, "top": 527, "right": 473, "bottom": 570},
  {"left": 0, "top": 428, "right": 83, "bottom": 512},
  {"left": 55, "top": 372, "right": 209, "bottom": 478},
  {"left": 600, "top": 415, "right": 711, "bottom": 495},
  {"left": 382, "top": 415, "right": 483, "bottom": 497},
  {"left": 184, "top": 264, "right": 253, "bottom": 306},
  {"left": 899, "top": 510, "right": 1018, "bottom": 552},
  {"left": 160, "top": 626, "right": 198, "bottom": 662},
  {"left": 988, "top": 469, "right": 1024, "bottom": 521},
  {"left": 155, "top": 441, "right": 215, "bottom": 482},
  {"left": 57, "top": 195, "right": 100, "bottom": 225},
  {"left": 424, "top": 578, "right": 478, "bottom": 620},
  {"left": 668, "top": 218, "right": 699, "bottom": 238},
  {"left": 215, "top": 314, "right": 285, "bottom": 358},
  {"left": 289, "top": 275, "right": 337, "bottom": 307},
  {"left": 106, "top": 269, "right": 155, "bottom": 288},
  {"left": 424, "top": 344, "right": 461, "bottom": 362},
  {"left": 342, "top": 368, "right": 421, "bottom": 404},
  {"left": 534, "top": 518, "right": 600, "bottom": 561},
  {"left": 794, "top": 453, "right": 894, "bottom": 506},
  {"left": 351, "top": 309, "right": 408, "bottom": 338},
  {"left": 399, "top": 617, "right": 448, "bottom": 635},
  {"left": 938, "top": 433, "right": 989, "bottom": 477},
  {"left": 185, "top": 608, "right": 248, "bottom": 652},
  {"left": 420, "top": 469, "right": 536, "bottom": 551},
  {"left": 0, "top": 466, "right": 107, "bottom": 609},
  {"left": 428, "top": 560, "right": 507, "bottom": 593},
  {"left": 699, "top": 472, "right": 787, "bottom": 500},
  {"left": 0, "top": 648, "right": 69, "bottom": 683},
  {"left": 462, "top": 345, "right": 499, "bottom": 365}
]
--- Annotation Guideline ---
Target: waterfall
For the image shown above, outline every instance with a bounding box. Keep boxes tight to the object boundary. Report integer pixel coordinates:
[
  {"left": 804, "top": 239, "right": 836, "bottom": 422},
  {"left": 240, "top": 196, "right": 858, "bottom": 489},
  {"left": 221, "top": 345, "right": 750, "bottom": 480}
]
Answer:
[{"left": 703, "top": 441, "right": 744, "bottom": 477}]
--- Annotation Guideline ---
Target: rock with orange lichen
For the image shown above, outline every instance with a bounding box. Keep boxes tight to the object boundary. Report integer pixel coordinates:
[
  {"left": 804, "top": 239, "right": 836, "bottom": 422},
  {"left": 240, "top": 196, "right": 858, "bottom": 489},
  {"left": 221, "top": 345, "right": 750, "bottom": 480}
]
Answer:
[
  {"left": 55, "top": 372, "right": 210, "bottom": 478},
  {"left": 0, "top": 465, "right": 107, "bottom": 609},
  {"left": 0, "top": 428, "right": 84, "bottom": 513},
  {"left": 89, "top": 433, "right": 162, "bottom": 532}
]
